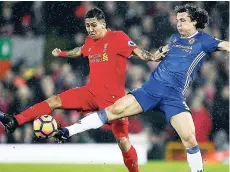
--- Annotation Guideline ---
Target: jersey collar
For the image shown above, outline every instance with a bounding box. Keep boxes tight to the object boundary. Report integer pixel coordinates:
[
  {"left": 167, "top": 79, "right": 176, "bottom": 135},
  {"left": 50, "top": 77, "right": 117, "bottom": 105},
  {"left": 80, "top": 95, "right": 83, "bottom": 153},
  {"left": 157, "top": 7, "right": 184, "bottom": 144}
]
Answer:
[
  {"left": 92, "top": 29, "right": 112, "bottom": 43},
  {"left": 181, "top": 31, "right": 199, "bottom": 39}
]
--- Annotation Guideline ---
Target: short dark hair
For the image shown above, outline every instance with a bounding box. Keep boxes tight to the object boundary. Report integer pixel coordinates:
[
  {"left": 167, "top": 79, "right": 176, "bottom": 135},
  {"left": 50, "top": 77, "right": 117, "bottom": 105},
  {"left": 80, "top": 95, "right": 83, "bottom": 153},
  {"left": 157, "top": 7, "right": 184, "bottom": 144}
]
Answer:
[
  {"left": 175, "top": 4, "right": 209, "bottom": 29},
  {"left": 85, "top": 8, "right": 105, "bottom": 21}
]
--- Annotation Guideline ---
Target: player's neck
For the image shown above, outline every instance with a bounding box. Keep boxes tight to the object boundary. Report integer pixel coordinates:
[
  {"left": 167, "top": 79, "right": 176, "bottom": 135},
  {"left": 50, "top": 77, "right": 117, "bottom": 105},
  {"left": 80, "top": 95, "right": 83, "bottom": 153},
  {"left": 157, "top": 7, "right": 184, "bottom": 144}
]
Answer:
[
  {"left": 181, "top": 30, "right": 198, "bottom": 38},
  {"left": 98, "top": 29, "right": 108, "bottom": 39}
]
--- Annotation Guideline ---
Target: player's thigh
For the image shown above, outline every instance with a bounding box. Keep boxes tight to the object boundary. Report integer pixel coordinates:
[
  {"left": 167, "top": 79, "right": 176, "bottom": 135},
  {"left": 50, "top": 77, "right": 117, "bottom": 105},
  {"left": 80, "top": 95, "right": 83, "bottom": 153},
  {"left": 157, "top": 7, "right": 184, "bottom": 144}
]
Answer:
[
  {"left": 160, "top": 95, "right": 196, "bottom": 140},
  {"left": 107, "top": 94, "right": 143, "bottom": 120},
  {"left": 58, "top": 86, "right": 96, "bottom": 111},
  {"left": 170, "top": 111, "right": 196, "bottom": 142},
  {"left": 97, "top": 97, "right": 129, "bottom": 138},
  {"left": 117, "top": 86, "right": 162, "bottom": 114}
]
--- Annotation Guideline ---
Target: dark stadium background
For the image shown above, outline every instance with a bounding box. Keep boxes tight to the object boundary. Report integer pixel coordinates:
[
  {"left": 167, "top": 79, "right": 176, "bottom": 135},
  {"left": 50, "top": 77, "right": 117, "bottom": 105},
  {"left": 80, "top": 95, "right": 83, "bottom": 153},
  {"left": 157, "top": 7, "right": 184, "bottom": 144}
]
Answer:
[{"left": 0, "top": 1, "right": 228, "bottom": 164}]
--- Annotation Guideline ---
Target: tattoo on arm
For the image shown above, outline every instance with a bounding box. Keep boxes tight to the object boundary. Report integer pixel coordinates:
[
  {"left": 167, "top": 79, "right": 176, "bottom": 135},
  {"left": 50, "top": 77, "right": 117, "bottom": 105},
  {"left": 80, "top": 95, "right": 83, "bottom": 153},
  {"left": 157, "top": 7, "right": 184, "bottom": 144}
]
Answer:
[
  {"left": 132, "top": 47, "right": 165, "bottom": 61},
  {"left": 66, "top": 47, "right": 82, "bottom": 57},
  {"left": 140, "top": 48, "right": 155, "bottom": 61}
]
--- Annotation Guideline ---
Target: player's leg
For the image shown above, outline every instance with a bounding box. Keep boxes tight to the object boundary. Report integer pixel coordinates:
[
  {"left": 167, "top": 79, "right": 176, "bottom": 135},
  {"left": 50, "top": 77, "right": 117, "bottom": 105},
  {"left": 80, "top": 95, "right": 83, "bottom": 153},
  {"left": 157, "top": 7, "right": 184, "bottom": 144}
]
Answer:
[
  {"left": 58, "top": 86, "right": 96, "bottom": 111},
  {"left": 54, "top": 86, "right": 98, "bottom": 137},
  {"left": 160, "top": 94, "right": 203, "bottom": 172},
  {"left": 0, "top": 86, "right": 95, "bottom": 133},
  {"left": 15, "top": 95, "right": 60, "bottom": 125},
  {"left": 170, "top": 112, "right": 203, "bottom": 172},
  {"left": 55, "top": 94, "right": 141, "bottom": 141},
  {"left": 60, "top": 87, "right": 161, "bottom": 137},
  {"left": 0, "top": 96, "right": 55, "bottom": 133},
  {"left": 105, "top": 94, "right": 143, "bottom": 121},
  {"left": 111, "top": 119, "right": 139, "bottom": 172},
  {"left": 57, "top": 94, "right": 142, "bottom": 137}
]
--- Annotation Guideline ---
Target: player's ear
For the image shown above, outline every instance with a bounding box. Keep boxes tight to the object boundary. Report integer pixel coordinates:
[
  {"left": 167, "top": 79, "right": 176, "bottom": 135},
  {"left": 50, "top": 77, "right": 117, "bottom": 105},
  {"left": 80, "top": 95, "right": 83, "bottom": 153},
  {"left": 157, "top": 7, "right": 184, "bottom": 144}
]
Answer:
[
  {"left": 193, "top": 20, "right": 197, "bottom": 26},
  {"left": 102, "top": 22, "right": 106, "bottom": 29}
]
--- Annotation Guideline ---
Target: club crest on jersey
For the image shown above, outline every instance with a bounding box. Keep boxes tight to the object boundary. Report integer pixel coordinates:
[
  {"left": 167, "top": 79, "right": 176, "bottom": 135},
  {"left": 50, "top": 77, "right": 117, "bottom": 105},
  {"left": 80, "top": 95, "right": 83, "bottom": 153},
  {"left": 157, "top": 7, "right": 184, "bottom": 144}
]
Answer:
[
  {"left": 103, "top": 43, "right": 108, "bottom": 52},
  {"left": 102, "top": 53, "right": 108, "bottom": 61},
  {"left": 128, "top": 41, "right": 136, "bottom": 47},
  {"left": 188, "top": 38, "right": 195, "bottom": 44}
]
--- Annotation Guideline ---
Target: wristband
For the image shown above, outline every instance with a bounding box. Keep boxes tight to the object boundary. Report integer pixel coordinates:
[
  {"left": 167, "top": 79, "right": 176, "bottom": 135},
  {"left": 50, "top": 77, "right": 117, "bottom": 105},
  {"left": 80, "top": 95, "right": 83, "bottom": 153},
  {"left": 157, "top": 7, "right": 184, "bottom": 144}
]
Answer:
[{"left": 59, "top": 51, "right": 67, "bottom": 57}]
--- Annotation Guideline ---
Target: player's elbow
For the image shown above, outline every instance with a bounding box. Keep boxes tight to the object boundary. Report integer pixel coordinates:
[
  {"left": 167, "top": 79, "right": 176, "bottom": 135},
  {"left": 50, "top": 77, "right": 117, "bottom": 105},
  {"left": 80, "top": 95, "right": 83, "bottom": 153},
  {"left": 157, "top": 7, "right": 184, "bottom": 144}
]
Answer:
[
  {"left": 225, "top": 42, "right": 230, "bottom": 52},
  {"left": 222, "top": 41, "right": 230, "bottom": 52},
  {"left": 218, "top": 41, "right": 230, "bottom": 52}
]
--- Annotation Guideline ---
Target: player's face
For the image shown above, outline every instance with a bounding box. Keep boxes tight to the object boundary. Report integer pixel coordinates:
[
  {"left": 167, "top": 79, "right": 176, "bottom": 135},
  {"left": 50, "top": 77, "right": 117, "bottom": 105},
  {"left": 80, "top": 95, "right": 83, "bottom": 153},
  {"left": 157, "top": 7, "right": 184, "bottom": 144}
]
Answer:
[
  {"left": 85, "top": 18, "right": 106, "bottom": 40},
  {"left": 176, "top": 12, "right": 197, "bottom": 36}
]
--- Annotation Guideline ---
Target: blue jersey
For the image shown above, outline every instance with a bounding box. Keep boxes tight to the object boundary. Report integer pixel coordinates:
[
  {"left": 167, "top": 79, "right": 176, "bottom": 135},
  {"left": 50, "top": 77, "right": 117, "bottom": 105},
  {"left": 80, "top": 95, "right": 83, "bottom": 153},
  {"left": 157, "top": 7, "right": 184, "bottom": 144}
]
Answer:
[
  {"left": 130, "top": 31, "right": 222, "bottom": 122},
  {"left": 152, "top": 31, "right": 221, "bottom": 95}
]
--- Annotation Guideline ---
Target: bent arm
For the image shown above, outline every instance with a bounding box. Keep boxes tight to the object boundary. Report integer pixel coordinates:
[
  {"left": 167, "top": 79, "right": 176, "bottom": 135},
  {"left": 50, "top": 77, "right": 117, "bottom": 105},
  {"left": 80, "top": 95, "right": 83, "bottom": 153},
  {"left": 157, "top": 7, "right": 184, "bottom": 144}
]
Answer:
[
  {"left": 64, "top": 47, "right": 83, "bottom": 58},
  {"left": 131, "top": 45, "right": 169, "bottom": 61},
  {"left": 217, "top": 41, "right": 230, "bottom": 52}
]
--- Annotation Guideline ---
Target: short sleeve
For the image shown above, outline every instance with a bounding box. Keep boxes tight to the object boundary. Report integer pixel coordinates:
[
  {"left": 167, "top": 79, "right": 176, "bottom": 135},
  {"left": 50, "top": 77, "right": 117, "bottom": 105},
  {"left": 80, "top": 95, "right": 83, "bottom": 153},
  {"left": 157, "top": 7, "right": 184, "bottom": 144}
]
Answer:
[
  {"left": 115, "top": 31, "right": 138, "bottom": 58},
  {"left": 201, "top": 33, "right": 222, "bottom": 53},
  {"left": 81, "top": 37, "right": 92, "bottom": 56}
]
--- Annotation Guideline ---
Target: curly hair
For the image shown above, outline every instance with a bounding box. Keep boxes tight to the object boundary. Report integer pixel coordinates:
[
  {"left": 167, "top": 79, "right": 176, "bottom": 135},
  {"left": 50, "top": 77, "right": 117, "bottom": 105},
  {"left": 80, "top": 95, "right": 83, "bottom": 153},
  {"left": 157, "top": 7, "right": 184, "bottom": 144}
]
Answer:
[{"left": 175, "top": 4, "right": 209, "bottom": 29}]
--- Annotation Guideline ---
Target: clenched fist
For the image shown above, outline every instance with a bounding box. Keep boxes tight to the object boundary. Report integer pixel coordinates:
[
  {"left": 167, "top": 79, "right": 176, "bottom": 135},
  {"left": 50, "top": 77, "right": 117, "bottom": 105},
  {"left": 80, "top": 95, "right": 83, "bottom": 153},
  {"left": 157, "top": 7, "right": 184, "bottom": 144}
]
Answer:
[{"left": 52, "top": 48, "right": 62, "bottom": 57}]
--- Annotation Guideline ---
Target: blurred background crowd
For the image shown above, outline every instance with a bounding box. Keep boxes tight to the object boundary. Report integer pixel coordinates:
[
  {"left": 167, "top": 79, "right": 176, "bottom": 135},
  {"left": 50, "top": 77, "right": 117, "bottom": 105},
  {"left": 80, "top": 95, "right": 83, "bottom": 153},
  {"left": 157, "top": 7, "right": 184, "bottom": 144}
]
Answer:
[{"left": 0, "top": 1, "right": 229, "bottom": 160}]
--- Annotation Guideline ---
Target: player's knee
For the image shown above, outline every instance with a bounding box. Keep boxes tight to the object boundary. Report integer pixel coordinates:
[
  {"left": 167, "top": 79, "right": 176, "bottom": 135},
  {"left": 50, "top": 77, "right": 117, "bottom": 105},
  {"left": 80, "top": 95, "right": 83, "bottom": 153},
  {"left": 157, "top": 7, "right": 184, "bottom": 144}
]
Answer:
[
  {"left": 46, "top": 95, "right": 62, "bottom": 110},
  {"left": 116, "top": 137, "right": 131, "bottom": 152},
  {"left": 181, "top": 131, "right": 197, "bottom": 147},
  {"left": 110, "top": 102, "right": 125, "bottom": 115}
]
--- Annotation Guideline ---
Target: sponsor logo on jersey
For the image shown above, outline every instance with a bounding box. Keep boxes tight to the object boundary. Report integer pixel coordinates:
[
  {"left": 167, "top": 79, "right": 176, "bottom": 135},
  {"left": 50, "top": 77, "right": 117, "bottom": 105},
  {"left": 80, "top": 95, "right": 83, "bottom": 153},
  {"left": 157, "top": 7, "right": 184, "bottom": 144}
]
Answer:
[
  {"left": 171, "top": 43, "right": 192, "bottom": 53},
  {"left": 102, "top": 53, "right": 108, "bottom": 61},
  {"left": 88, "top": 53, "right": 109, "bottom": 63}
]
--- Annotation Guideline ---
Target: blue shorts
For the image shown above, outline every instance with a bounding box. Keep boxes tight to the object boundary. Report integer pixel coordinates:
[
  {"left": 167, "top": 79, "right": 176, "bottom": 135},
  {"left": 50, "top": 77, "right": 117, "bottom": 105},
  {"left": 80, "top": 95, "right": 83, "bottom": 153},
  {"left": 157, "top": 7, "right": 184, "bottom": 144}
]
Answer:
[{"left": 129, "top": 76, "right": 190, "bottom": 123}]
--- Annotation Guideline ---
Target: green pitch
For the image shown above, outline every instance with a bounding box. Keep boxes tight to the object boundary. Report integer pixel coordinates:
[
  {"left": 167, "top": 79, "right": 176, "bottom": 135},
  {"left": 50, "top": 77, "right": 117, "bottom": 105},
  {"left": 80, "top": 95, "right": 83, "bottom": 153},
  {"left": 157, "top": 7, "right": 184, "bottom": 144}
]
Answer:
[{"left": 0, "top": 161, "right": 228, "bottom": 172}]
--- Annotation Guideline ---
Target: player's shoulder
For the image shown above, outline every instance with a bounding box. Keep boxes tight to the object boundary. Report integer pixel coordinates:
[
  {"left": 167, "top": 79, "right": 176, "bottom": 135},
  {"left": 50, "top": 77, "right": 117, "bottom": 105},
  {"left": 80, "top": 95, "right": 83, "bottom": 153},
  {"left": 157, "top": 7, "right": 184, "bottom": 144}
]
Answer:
[
  {"left": 169, "top": 32, "right": 180, "bottom": 42},
  {"left": 196, "top": 32, "right": 220, "bottom": 45},
  {"left": 84, "top": 35, "right": 94, "bottom": 44},
  {"left": 171, "top": 32, "right": 180, "bottom": 38},
  {"left": 85, "top": 35, "right": 92, "bottom": 41},
  {"left": 197, "top": 32, "right": 214, "bottom": 39},
  {"left": 112, "top": 30, "right": 128, "bottom": 37}
]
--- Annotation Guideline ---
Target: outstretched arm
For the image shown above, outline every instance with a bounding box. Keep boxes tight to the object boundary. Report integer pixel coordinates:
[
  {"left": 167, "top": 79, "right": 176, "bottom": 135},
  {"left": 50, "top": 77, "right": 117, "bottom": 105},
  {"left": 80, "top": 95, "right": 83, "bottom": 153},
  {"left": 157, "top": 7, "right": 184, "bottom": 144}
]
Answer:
[
  {"left": 131, "top": 45, "right": 169, "bottom": 61},
  {"left": 217, "top": 41, "right": 230, "bottom": 52},
  {"left": 52, "top": 47, "right": 83, "bottom": 58}
]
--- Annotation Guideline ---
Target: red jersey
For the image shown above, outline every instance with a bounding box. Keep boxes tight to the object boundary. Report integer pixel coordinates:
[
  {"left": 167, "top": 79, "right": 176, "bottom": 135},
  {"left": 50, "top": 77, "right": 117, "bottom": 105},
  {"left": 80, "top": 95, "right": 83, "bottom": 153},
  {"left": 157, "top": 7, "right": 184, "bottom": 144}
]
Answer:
[{"left": 81, "top": 29, "right": 137, "bottom": 101}]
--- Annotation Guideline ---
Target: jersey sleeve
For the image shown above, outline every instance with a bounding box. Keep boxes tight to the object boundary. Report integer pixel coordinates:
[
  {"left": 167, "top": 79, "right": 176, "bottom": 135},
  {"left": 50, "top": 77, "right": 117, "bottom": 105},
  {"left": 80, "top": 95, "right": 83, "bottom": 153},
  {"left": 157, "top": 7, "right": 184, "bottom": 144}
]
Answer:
[
  {"left": 115, "top": 31, "right": 138, "bottom": 58},
  {"left": 81, "top": 37, "right": 91, "bottom": 56},
  {"left": 201, "top": 33, "right": 222, "bottom": 53}
]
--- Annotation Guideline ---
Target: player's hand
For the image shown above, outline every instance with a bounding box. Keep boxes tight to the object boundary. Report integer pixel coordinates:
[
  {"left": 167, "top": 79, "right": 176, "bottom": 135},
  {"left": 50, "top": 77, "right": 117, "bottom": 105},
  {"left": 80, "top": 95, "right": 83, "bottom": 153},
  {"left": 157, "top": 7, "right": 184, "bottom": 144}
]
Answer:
[
  {"left": 154, "top": 45, "right": 169, "bottom": 62},
  {"left": 162, "top": 45, "right": 169, "bottom": 53},
  {"left": 52, "top": 48, "right": 62, "bottom": 57}
]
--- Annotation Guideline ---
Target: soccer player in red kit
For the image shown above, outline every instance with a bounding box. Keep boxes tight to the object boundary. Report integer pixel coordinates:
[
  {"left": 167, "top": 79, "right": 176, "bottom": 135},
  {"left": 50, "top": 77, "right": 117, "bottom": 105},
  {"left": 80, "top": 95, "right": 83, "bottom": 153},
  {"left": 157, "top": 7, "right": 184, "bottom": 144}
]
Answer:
[{"left": 0, "top": 8, "right": 166, "bottom": 172}]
